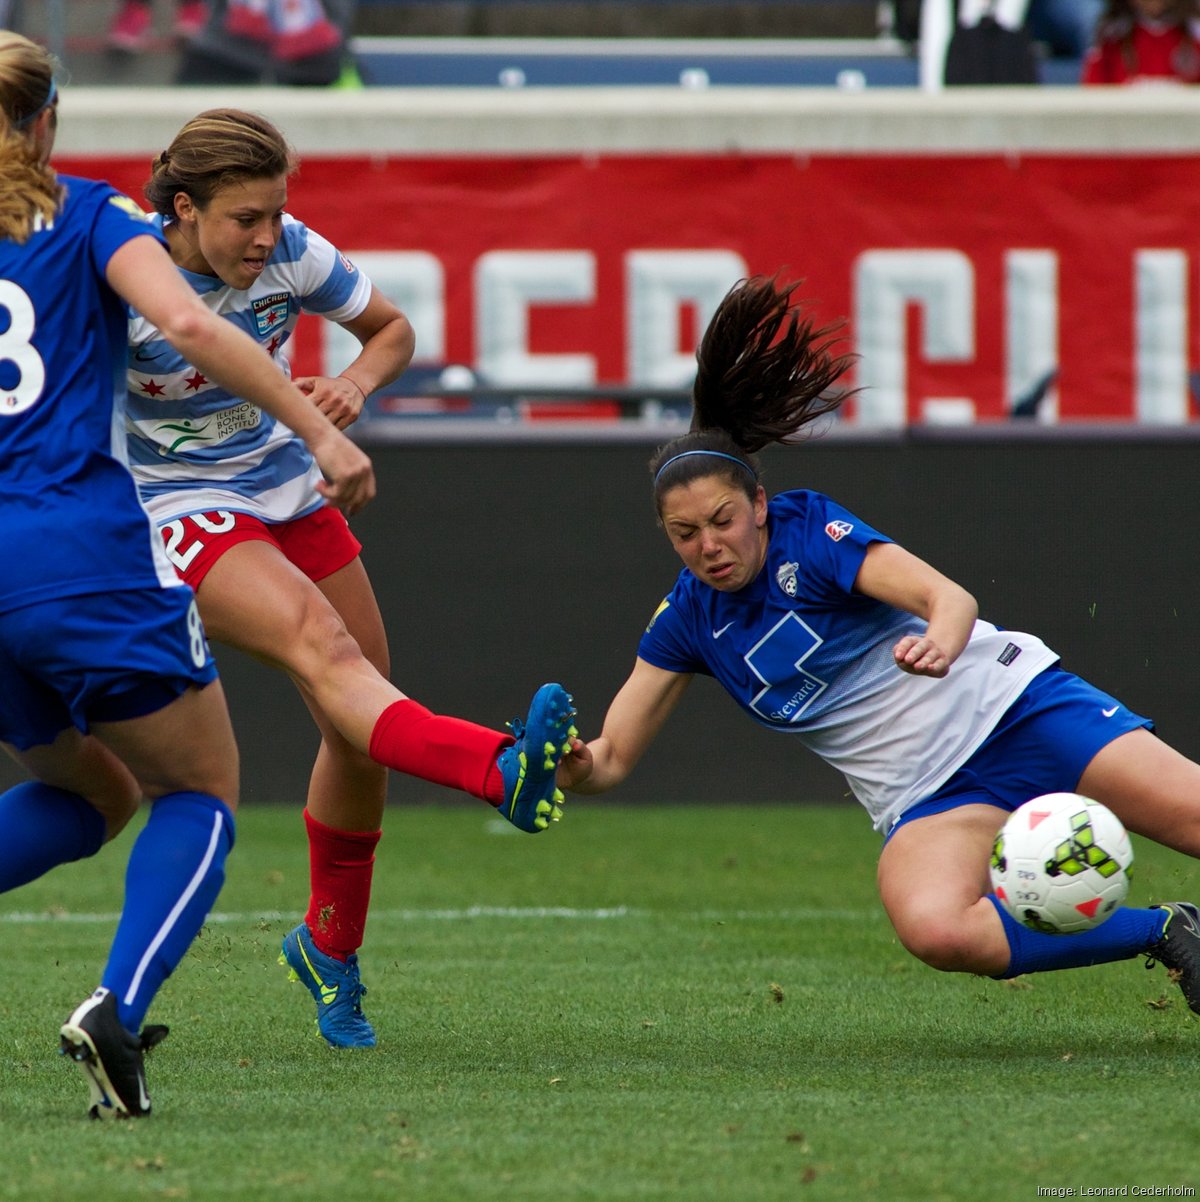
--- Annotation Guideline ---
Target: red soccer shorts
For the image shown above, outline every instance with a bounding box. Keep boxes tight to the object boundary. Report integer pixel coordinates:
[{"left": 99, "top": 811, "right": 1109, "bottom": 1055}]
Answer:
[{"left": 159, "top": 505, "right": 363, "bottom": 591}]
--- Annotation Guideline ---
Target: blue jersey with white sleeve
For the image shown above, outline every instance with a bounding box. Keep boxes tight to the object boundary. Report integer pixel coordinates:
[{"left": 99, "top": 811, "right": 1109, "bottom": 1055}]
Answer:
[
  {"left": 637, "top": 490, "right": 1058, "bottom": 831},
  {"left": 0, "top": 176, "right": 181, "bottom": 613},
  {"left": 124, "top": 213, "right": 370, "bottom": 525}
]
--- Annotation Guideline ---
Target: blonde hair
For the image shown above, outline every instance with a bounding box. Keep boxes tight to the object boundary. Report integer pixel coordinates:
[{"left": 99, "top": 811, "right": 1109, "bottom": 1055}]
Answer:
[
  {"left": 144, "top": 108, "right": 297, "bottom": 218},
  {"left": 0, "top": 31, "right": 61, "bottom": 244}
]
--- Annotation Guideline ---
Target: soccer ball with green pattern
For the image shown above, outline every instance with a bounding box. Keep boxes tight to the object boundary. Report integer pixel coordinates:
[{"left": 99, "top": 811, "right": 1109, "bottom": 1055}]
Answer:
[{"left": 989, "top": 793, "right": 1134, "bottom": 935}]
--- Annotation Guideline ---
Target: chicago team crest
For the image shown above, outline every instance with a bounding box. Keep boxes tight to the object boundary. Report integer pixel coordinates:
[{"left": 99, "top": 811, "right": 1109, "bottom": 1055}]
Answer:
[{"left": 251, "top": 292, "right": 290, "bottom": 337}]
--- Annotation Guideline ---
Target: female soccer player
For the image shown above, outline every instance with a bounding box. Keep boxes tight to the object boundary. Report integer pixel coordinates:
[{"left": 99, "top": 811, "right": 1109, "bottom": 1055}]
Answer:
[
  {"left": 0, "top": 33, "right": 371, "bottom": 1117},
  {"left": 559, "top": 274, "right": 1200, "bottom": 1010},
  {"left": 125, "top": 109, "right": 575, "bottom": 1049}
]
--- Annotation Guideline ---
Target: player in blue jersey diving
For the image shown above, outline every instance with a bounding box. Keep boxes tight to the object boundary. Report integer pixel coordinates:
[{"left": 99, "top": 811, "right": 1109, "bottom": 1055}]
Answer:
[
  {"left": 558, "top": 273, "right": 1200, "bottom": 1013},
  {"left": 125, "top": 109, "right": 574, "bottom": 1050},
  {"left": 0, "top": 34, "right": 374, "bottom": 1118}
]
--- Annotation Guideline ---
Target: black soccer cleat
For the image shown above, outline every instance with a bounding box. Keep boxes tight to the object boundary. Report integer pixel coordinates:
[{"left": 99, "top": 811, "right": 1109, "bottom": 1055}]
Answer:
[
  {"left": 59, "top": 988, "right": 169, "bottom": 1119},
  {"left": 1146, "top": 902, "right": 1200, "bottom": 1014}
]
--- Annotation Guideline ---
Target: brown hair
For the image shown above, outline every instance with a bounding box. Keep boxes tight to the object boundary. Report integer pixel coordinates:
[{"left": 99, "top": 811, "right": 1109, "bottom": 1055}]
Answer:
[
  {"left": 650, "top": 275, "right": 856, "bottom": 510},
  {"left": 0, "top": 32, "right": 62, "bottom": 244},
  {"left": 143, "top": 108, "right": 297, "bottom": 219}
]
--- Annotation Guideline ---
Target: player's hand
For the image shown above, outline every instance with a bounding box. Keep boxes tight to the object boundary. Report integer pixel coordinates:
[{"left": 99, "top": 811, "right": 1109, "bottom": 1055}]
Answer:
[
  {"left": 311, "top": 429, "right": 376, "bottom": 517},
  {"left": 557, "top": 736, "right": 595, "bottom": 791},
  {"left": 893, "top": 634, "right": 951, "bottom": 678},
  {"left": 294, "top": 374, "right": 366, "bottom": 431}
]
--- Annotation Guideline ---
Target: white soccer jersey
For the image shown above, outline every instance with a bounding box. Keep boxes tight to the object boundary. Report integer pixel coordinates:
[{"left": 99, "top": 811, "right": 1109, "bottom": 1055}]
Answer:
[{"left": 124, "top": 213, "right": 371, "bottom": 524}]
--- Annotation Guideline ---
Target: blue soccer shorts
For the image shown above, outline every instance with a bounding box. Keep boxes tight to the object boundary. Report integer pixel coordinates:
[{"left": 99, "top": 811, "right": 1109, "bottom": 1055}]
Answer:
[
  {"left": 0, "top": 585, "right": 218, "bottom": 751},
  {"left": 886, "top": 664, "right": 1152, "bottom": 841}
]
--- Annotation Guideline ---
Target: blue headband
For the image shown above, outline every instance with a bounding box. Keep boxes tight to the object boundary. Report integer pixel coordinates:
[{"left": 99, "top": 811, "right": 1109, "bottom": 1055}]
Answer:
[
  {"left": 14, "top": 79, "right": 56, "bottom": 130},
  {"left": 653, "top": 449, "right": 757, "bottom": 485}
]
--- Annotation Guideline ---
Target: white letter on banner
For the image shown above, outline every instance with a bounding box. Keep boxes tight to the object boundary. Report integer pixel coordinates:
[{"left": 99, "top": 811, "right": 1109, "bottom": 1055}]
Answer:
[
  {"left": 1006, "top": 250, "right": 1058, "bottom": 421},
  {"left": 475, "top": 251, "right": 596, "bottom": 385},
  {"left": 853, "top": 250, "right": 975, "bottom": 427},
  {"left": 322, "top": 252, "right": 445, "bottom": 373},
  {"left": 1135, "top": 250, "right": 1188, "bottom": 424},
  {"left": 625, "top": 250, "right": 748, "bottom": 386}
]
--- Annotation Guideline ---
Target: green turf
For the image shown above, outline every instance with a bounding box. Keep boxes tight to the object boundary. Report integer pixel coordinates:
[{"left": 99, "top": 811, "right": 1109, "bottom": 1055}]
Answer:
[{"left": 2, "top": 803, "right": 1198, "bottom": 1202}]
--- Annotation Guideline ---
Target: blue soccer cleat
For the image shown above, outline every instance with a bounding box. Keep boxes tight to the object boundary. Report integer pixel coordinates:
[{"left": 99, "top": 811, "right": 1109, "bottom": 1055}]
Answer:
[
  {"left": 279, "top": 923, "right": 376, "bottom": 1049},
  {"left": 496, "top": 683, "right": 577, "bottom": 833}
]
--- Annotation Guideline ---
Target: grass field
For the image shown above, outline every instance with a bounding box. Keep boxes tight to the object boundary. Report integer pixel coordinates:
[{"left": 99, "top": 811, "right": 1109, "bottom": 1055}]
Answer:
[{"left": 3, "top": 802, "right": 1199, "bottom": 1202}]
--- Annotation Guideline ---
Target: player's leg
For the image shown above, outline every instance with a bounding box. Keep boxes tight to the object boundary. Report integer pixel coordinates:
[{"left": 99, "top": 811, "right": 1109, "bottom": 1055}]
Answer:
[
  {"left": 192, "top": 529, "right": 573, "bottom": 830},
  {"left": 1076, "top": 728, "right": 1200, "bottom": 1010},
  {"left": 878, "top": 802, "right": 1168, "bottom": 978},
  {"left": 45, "top": 584, "right": 239, "bottom": 1117},
  {"left": 283, "top": 555, "right": 389, "bottom": 1048},
  {"left": 878, "top": 803, "right": 1013, "bottom": 975},
  {"left": 60, "top": 677, "right": 240, "bottom": 1118},
  {"left": 1077, "top": 726, "right": 1200, "bottom": 854},
  {"left": 0, "top": 731, "right": 140, "bottom": 892},
  {"left": 88, "top": 676, "right": 239, "bottom": 1028},
  {"left": 0, "top": 622, "right": 143, "bottom": 892}
]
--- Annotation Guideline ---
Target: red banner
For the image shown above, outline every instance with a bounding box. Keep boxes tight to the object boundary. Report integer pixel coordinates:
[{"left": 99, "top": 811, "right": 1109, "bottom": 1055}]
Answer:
[{"left": 60, "top": 152, "right": 1200, "bottom": 425}]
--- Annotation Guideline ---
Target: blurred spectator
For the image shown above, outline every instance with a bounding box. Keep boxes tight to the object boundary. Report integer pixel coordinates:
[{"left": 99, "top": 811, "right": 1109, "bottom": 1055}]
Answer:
[
  {"left": 177, "top": 0, "right": 356, "bottom": 86},
  {"left": 108, "top": 0, "right": 209, "bottom": 52},
  {"left": 1080, "top": 0, "right": 1200, "bottom": 81},
  {"left": 944, "top": 0, "right": 1041, "bottom": 83},
  {"left": 1027, "top": 0, "right": 1104, "bottom": 57}
]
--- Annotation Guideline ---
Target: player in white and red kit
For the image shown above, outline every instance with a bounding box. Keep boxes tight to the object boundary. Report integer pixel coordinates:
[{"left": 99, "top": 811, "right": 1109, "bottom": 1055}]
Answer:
[{"left": 126, "top": 109, "right": 574, "bottom": 1049}]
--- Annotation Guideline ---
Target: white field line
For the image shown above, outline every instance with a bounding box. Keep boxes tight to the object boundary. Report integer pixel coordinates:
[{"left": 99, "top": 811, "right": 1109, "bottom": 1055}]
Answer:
[{"left": 0, "top": 904, "right": 875, "bottom": 925}]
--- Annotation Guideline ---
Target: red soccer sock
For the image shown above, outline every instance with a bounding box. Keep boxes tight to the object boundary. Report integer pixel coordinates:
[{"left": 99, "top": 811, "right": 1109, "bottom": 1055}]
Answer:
[
  {"left": 368, "top": 699, "right": 511, "bottom": 802},
  {"left": 303, "top": 809, "right": 381, "bottom": 961}
]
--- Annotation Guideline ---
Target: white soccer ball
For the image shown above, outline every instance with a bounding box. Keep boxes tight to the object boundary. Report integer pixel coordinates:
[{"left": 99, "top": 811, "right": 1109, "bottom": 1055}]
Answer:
[{"left": 989, "top": 793, "right": 1134, "bottom": 935}]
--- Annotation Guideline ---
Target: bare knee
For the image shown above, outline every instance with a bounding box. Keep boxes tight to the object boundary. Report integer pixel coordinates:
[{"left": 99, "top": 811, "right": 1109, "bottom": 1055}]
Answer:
[
  {"left": 289, "top": 601, "right": 367, "bottom": 687},
  {"left": 894, "top": 911, "right": 995, "bottom": 974},
  {"left": 13, "top": 732, "right": 142, "bottom": 841}
]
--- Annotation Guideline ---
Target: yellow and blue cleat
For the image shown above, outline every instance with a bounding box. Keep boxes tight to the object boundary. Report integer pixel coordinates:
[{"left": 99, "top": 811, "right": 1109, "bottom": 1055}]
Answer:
[
  {"left": 496, "top": 683, "right": 577, "bottom": 833},
  {"left": 280, "top": 923, "right": 376, "bottom": 1049}
]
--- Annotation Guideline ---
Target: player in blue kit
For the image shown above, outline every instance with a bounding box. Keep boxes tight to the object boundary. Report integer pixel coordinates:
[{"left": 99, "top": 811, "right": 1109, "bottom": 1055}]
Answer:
[
  {"left": 559, "top": 274, "right": 1200, "bottom": 1011},
  {"left": 125, "top": 109, "right": 575, "bottom": 1049},
  {"left": 0, "top": 33, "right": 374, "bottom": 1117}
]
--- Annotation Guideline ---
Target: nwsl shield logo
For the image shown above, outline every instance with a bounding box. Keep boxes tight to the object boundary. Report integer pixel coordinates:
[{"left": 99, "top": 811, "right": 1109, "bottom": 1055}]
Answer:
[
  {"left": 775, "top": 561, "right": 799, "bottom": 597},
  {"left": 825, "top": 520, "right": 853, "bottom": 542},
  {"left": 251, "top": 292, "right": 290, "bottom": 337}
]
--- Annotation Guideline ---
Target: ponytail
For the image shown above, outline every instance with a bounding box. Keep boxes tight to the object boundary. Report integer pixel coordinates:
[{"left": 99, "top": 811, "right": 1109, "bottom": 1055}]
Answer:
[{"left": 650, "top": 275, "right": 855, "bottom": 510}]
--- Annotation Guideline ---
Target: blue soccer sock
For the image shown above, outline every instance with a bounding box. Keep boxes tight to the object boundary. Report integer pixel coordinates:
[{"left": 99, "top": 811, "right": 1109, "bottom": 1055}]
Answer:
[
  {"left": 101, "top": 791, "right": 235, "bottom": 1032},
  {"left": 0, "top": 781, "right": 107, "bottom": 894},
  {"left": 988, "top": 893, "right": 1168, "bottom": 978}
]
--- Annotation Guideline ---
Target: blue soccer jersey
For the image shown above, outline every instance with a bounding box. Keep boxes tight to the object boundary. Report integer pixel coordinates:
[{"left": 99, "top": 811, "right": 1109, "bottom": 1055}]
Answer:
[
  {"left": 637, "top": 491, "right": 1058, "bottom": 831},
  {"left": 0, "top": 176, "right": 181, "bottom": 613},
  {"left": 124, "top": 213, "right": 371, "bottom": 525}
]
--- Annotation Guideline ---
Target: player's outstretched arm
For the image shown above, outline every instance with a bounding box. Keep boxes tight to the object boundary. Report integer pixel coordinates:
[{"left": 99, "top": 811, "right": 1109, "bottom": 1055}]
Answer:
[
  {"left": 560, "top": 658, "right": 691, "bottom": 795},
  {"left": 105, "top": 235, "right": 375, "bottom": 516}
]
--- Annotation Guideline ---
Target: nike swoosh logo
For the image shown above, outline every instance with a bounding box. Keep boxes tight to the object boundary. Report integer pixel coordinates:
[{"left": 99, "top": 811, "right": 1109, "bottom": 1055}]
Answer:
[
  {"left": 133, "top": 346, "right": 160, "bottom": 363},
  {"left": 1102, "top": 705, "right": 1119, "bottom": 718},
  {"left": 712, "top": 622, "right": 734, "bottom": 639},
  {"left": 297, "top": 939, "right": 339, "bottom": 1004},
  {"left": 137, "top": 1071, "right": 150, "bottom": 1111},
  {"left": 506, "top": 751, "right": 528, "bottom": 816}
]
